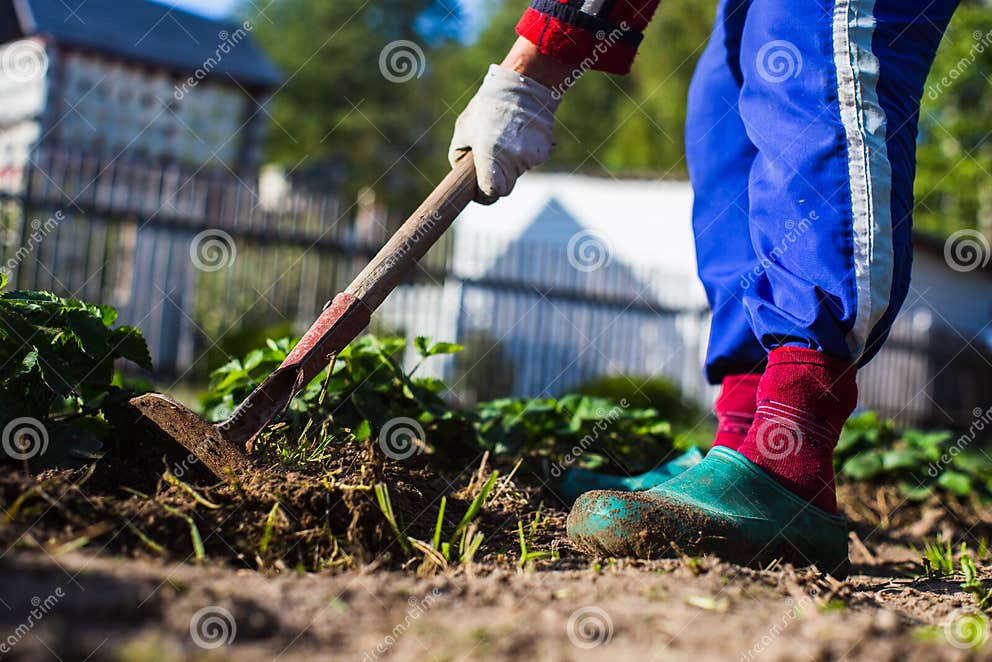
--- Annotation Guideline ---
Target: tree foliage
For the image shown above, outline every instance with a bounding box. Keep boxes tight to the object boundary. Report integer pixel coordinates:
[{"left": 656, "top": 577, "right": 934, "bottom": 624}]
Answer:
[
  {"left": 915, "top": 0, "right": 992, "bottom": 237},
  {"left": 249, "top": 0, "right": 463, "bottom": 207}
]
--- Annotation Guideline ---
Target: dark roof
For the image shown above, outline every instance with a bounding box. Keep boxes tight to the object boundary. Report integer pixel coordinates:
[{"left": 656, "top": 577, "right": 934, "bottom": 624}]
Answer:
[{"left": 6, "top": 0, "right": 280, "bottom": 89}]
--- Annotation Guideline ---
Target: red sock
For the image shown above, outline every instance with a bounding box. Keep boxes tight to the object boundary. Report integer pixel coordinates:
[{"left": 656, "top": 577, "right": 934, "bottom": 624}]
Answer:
[
  {"left": 736, "top": 347, "right": 857, "bottom": 514},
  {"left": 712, "top": 373, "right": 761, "bottom": 451}
]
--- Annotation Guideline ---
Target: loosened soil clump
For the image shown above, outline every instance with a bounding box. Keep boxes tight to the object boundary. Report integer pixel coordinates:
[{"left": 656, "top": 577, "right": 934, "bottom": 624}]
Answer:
[{"left": 0, "top": 431, "right": 554, "bottom": 573}]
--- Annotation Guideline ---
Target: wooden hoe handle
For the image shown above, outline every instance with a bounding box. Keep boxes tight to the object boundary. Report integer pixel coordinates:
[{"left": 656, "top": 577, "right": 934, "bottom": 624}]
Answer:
[{"left": 221, "top": 156, "right": 478, "bottom": 446}]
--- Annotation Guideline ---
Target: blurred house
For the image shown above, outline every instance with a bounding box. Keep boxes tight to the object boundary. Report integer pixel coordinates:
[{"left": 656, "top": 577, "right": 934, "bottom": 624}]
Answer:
[
  {"left": 0, "top": 0, "right": 279, "bottom": 191},
  {"left": 859, "top": 234, "right": 992, "bottom": 425},
  {"left": 382, "top": 173, "right": 992, "bottom": 426},
  {"left": 0, "top": 0, "right": 281, "bottom": 371},
  {"left": 450, "top": 174, "right": 710, "bottom": 403},
  {"left": 378, "top": 174, "right": 711, "bottom": 404}
]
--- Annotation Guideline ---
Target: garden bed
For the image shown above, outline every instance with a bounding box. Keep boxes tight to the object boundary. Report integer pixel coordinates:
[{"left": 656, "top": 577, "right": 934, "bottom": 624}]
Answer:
[{"left": 2, "top": 287, "right": 992, "bottom": 659}]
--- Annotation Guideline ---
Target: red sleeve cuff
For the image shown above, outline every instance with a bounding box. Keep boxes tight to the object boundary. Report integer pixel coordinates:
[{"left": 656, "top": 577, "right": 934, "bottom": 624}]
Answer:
[{"left": 515, "top": 6, "right": 641, "bottom": 76}]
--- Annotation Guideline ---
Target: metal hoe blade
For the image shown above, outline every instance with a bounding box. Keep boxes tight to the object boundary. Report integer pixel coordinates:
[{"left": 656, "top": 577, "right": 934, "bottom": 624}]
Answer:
[{"left": 128, "top": 393, "right": 251, "bottom": 478}]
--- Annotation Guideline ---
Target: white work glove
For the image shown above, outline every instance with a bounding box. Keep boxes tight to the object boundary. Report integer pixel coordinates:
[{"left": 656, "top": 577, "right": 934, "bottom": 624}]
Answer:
[{"left": 449, "top": 64, "right": 561, "bottom": 204}]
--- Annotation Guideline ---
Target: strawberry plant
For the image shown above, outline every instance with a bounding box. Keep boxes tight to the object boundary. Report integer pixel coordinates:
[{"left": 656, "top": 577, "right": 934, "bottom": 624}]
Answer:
[
  {"left": 200, "top": 334, "right": 677, "bottom": 473},
  {"left": 835, "top": 412, "right": 992, "bottom": 500},
  {"left": 0, "top": 278, "right": 152, "bottom": 466},
  {"left": 200, "top": 334, "right": 480, "bottom": 467}
]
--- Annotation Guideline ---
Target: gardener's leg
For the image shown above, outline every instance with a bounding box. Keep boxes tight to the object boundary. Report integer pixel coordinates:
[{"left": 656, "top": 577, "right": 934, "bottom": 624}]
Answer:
[
  {"left": 555, "top": 0, "right": 760, "bottom": 504},
  {"left": 567, "top": 0, "right": 958, "bottom": 576},
  {"left": 686, "top": 0, "right": 765, "bottom": 450},
  {"left": 734, "top": 0, "right": 959, "bottom": 514}
]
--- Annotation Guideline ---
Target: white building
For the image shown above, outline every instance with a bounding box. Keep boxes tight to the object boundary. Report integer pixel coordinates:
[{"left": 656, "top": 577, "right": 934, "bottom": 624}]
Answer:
[{"left": 0, "top": 0, "right": 279, "bottom": 191}]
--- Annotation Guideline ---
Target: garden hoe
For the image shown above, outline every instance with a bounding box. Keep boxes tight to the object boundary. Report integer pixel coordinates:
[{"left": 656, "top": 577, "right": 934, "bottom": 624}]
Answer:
[{"left": 125, "top": 156, "right": 478, "bottom": 479}]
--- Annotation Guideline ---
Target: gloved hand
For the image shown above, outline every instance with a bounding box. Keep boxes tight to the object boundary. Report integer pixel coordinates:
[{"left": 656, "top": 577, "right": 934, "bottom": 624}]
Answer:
[{"left": 449, "top": 64, "right": 561, "bottom": 203}]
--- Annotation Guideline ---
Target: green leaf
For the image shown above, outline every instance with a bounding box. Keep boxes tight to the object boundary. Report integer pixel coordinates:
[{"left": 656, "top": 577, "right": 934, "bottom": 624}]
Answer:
[
  {"left": 840, "top": 452, "right": 884, "bottom": 480},
  {"left": 66, "top": 308, "right": 107, "bottom": 355},
  {"left": 424, "top": 341, "right": 463, "bottom": 356},
  {"left": 352, "top": 419, "right": 371, "bottom": 440},
  {"left": 880, "top": 448, "right": 923, "bottom": 471},
  {"left": 902, "top": 429, "right": 952, "bottom": 461},
  {"left": 20, "top": 349, "right": 39, "bottom": 373},
  {"left": 899, "top": 482, "right": 934, "bottom": 501},
  {"left": 952, "top": 452, "right": 992, "bottom": 476},
  {"left": 109, "top": 326, "right": 153, "bottom": 370},
  {"left": 242, "top": 348, "right": 267, "bottom": 371},
  {"left": 32, "top": 343, "right": 78, "bottom": 397},
  {"left": 416, "top": 377, "right": 447, "bottom": 394},
  {"left": 89, "top": 304, "right": 118, "bottom": 327},
  {"left": 0, "top": 348, "right": 39, "bottom": 383},
  {"left": 266, "top": 337, "right": 293, "bottom": 355},
  {"left": 937, "top": 470, "right": 972, "bottom": 496}
]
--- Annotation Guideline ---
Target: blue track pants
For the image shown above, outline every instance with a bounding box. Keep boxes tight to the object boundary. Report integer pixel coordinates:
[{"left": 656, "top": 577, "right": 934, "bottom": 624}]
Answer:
[{"left": 686, "top": 0, "right": 958, "bottom": 383}]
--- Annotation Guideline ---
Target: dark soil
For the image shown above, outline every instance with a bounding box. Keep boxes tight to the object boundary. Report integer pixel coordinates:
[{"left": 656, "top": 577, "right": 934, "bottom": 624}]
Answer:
[
  {"left": 1, "top": 442, "right": 991, "bottom": 660},
  {"left": 0, "top": 432, "right": 550, "bottom": 573}
]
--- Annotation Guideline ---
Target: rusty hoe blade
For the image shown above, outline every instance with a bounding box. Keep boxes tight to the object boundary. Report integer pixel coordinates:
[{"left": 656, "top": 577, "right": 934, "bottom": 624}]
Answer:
[
  {"left": 127, "top": 393, "right": 251, "bottom": 478},
  {"left": 126, "top": 293, "right": 372, "bottom": 480}
]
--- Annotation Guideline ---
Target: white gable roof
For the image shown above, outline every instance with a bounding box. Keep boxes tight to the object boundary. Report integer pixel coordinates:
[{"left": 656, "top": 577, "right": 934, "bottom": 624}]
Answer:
[
  {"left": 455, "top": 172, "right": 698, "bottom": 270},
  {"left": 452, "top": 172, "right": 707, "bottom": 308}
]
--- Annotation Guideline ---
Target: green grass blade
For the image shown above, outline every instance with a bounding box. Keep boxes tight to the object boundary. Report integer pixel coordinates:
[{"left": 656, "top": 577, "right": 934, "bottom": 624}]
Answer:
[
  {"left": 160, "top": 502, "right": 205, "bottom": 563},
  {"left": 122, "top": 520, "right": 166, "bottom": 555},
  {"left": 518, "top": 519, "right": 527, "bottom": 568},
  {"left": 454, "top": 471, "right": 499, "bottom": 538},
  {"left": 374, "top": 483, "right": 413, "bottom": 556},
  {"left": 432, "top": 496, "right": 447, "bottom": 551},
  {"left": 259, "top": 501, "right": 281, "bottom": 556},
  {"left": 461, "top": 531, "right": 484, "bottom": 564}
]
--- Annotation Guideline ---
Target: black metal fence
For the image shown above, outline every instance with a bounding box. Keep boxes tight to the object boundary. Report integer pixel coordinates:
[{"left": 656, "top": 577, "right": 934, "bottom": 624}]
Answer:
[{"left": 2, "top": 146, "right": 989, "bottom": 429}]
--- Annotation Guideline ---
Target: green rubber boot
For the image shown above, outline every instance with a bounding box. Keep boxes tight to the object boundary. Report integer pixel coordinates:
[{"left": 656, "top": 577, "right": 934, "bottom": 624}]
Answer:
[
  {"left": 566, "top": 446, "right": 850, "bottom": 578},
  {"left": 556, "top": 447, "right": 703, "bottom": 504}
]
